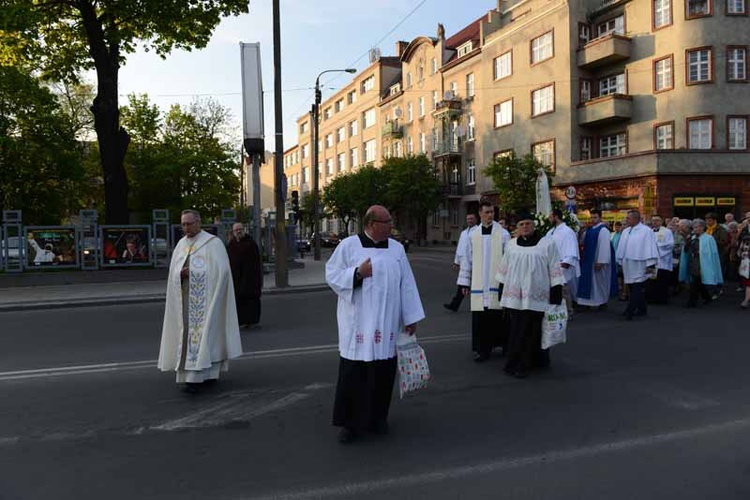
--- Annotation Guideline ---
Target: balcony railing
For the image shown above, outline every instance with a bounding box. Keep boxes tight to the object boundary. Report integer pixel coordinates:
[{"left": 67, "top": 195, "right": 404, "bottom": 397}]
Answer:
[
  {"left": 432, "top": 137, "right": 462, "bottom": 157},
  {"left": 433, "top": 98, "right": 462, "bottom": 117},
  {"left": 577, "top": 34, "right": 631, "bottom": 69},
  {"left": 442, "top": 183, "right": 463, "bottom": 197},
  {"left": 381, "top": 121, "right": 403, "bottom": 139},
  {"left": 578, "top": 94, "right": 633, "bottom": 126}
]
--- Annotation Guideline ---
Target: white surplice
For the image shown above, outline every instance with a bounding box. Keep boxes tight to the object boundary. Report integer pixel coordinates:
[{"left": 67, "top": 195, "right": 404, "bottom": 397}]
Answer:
[
  {"left": 496, "top": 237, "right": 565, "bottom": 312},
  {"left": 158, "top": 230, "right": 243, "bottom": 382},
  {"left": 616, "top": 223, "right": 659, "bottom": 284},
  {"left": 457, "top": 221, "right": 507, "bottom": 310},
  {"left": 577, "top": 223, "right": 613, "bottom": 307},
  {"left": 545, "top": 222, "right": 581, "bottom": 297},
  {"left": 654, "top": 226, "right": 675, "bottom": 271},
  {"left": 326, "top": 235, "right": 425, "bottom": 362}
]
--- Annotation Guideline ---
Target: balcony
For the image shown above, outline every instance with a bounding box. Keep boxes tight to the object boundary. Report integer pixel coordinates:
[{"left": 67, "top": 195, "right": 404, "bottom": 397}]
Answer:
[
  {"left": 432, "top": 137, "right": 462, "bottom": 158},
  {"left": 577, "top": 34, "right": 631, "bottom": 69},
  {"left": 442, "top": 183, "right": 463, "bottom": 197},
  {"left": 578, "top": 94, "right": 633, "bottom": 127},
  {"left": 381, "top": 121, "right": 403, "bottom": 139},
  {"left": 433, "top": 97, "right": 462, "bottom": 118}
]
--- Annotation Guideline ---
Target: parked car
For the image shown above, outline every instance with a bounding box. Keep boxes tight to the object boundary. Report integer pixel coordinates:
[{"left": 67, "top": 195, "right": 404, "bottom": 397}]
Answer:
[
  {"left": 296, "top": 237, "right": 311, "bottom": 254},
  {"left": 310, "top": 231, "right": 340, "bottom": 248},
  {"left": 390, "top": 229, "right": 411, "bottom": 252}
]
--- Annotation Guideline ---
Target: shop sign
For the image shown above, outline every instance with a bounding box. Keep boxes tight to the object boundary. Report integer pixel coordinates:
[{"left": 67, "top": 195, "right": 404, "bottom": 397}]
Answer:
[
  {"left": 674, "top": 197, "right": 694, "bottom": 207},
  {"left": 695, "top": 197, "right": 715, "bottom": 206},
  {"left": 716, "top": 197, "right": 736, "bottom": 206}
]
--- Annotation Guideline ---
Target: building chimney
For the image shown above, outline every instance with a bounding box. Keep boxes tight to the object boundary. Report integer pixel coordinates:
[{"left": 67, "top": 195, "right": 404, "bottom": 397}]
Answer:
[{"left": 395, "top": 40, "right": 409, "bottom": 57}]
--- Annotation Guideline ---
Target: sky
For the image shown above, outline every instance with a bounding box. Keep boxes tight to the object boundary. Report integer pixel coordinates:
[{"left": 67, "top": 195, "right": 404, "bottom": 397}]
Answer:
[{"left": 116, "top": 0, "right": 496, "bottom": 153}]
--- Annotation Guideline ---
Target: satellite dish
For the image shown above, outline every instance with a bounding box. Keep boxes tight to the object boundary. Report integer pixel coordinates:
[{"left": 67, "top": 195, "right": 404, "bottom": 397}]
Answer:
[
  {"left": 443, "top": 90, "right": 455, "bottom": 100},
  {"left": 394, "top": 108, "right": 403, "bottom": 118},
  {"left": 454, "top": 124, "right": 467, "bottom": 137}
]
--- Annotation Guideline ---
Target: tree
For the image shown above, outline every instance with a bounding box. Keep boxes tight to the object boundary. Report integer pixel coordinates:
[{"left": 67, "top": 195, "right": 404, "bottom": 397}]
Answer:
[
  {"left": 299, "top": 192, "right": 326, "bottom": 235},
  {"left": 382, "top": 154, "right": 442, "bottom": 243},
  {"left": 322, "top": 173, "right": 356, "bottom": 236},
  {"left": 0, "top": 0, "right": 249, "bottom": 223},
  {"left": 483, "top": 153, "right": 553, "bottom": 216},
  {"left": 0, "top": 66, "right": 86, "bottom": 224},
  {"left": 347, "top": 165, "right": 388, "bottom": 224}
]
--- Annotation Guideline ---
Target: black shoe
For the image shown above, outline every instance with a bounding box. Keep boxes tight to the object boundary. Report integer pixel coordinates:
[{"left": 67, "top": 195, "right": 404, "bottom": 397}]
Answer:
[
  {"left": 371, "top": 421, "right": 389, "bottom": 435},
  {"left": 511, "top": 369, "right": 528, "bottom": 379},
  {"left": 473, "top": 352, "right": 490, "bottom": 363},
  {"left": 338, "top": 427, "right": 356, "bottom": 444},
  {"left": 181, "top": 383, "right": 200, "bottom": 394},
  {"left": 443, "top": 303, "right": 458, "bottom": 312}
]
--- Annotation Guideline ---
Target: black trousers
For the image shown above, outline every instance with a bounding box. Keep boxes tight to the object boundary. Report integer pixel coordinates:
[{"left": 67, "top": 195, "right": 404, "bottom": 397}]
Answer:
[
  {"left": 332, "top": 357, "right": 397, "bottom": 432},
  {"left": 624, "top": 281, "right": 647, "bottom": 316},
  {"left": 447, "top": 285, "right": 466, "bottom": 309},
  {"left": 688, "top": 276, "right": 712, "bottom": 305},
  {"left": 505, "top": 309, "right": 549, "bottom": 374},
  {"left": 471, "top": 308, "right": 508, "bottom": 356},
  {"left": 647, "top": 270, "right": 672, "bottom": 304}
]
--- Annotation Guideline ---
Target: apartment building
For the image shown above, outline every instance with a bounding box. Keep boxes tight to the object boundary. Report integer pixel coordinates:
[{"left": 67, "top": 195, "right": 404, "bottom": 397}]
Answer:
[{"left": 272, "top": 0, "right": 748, "bottom": 243}]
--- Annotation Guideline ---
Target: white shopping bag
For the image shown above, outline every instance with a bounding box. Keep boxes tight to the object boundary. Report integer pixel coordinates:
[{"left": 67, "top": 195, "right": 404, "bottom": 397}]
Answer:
[
  {"left": 542, "top": 304, "right": 568, "bottom": 349},
  {"left": 740, "top": 258, "right": 750, "bottom": 279},
  {"left": 396, "top": 333, "right": 430, "bottom": 398}
]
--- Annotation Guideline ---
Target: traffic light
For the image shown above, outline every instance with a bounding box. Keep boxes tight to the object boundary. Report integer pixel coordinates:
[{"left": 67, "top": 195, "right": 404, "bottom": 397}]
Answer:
[{"left": 291, "top": 190, "right": 300, "bottom": 223}]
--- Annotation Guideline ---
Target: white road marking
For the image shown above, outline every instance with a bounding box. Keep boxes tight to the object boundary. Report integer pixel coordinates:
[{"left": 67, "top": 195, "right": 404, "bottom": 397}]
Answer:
[
  {"left": 636, "top": 382, "right": 720, "bottom": 410},
  {"left": 0, "top": 334, "right": 466, "bottom": 382},
  {"left": 241, "top": 416, "right": 750, "bottom": 500}
]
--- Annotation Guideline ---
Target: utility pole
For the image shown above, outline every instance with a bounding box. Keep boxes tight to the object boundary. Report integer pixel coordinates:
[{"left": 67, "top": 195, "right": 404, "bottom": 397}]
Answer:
[{"left": 272, "top": 0, "right": 288, "bottom": 287}]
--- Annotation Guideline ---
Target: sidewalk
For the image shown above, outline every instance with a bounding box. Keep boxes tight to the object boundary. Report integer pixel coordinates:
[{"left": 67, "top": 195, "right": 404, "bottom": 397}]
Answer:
[{"left": 0, "top": 257, "right": 328, "bottom": 312}]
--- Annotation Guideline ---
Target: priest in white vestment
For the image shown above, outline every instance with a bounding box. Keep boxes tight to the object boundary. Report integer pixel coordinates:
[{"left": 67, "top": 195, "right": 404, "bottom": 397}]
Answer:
[
  {"left": 615, "top": 210, "right": 658, "bottom": 320},
  {"left": 546, "top": 209, "right": 580, "bottom": 318},
  {"left": 577, "top": 210, "right": 617, "bottom": 309},
  {"left": 444, "top": 213, "right": 477, "bottom": 312},
  {"left": 647, "top": 214, "right": 675, "bottom": 304},
  {"left": 326, "top": 205, "right": 425, "bottom": 444},
  {"left": 158, "top": 209, "right": 243, "bottom": 392},
  {"left": 497, "top": 210, "right": 565, "bottom": 378},
  {"left": 458, "top": 200, "right": 510, "bottom": 362}
]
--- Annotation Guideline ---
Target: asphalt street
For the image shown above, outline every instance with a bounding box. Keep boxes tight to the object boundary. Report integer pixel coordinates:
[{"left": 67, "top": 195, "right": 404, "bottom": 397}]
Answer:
[{"left": 1, "top": 251, "right": 750, "bottom": 499}]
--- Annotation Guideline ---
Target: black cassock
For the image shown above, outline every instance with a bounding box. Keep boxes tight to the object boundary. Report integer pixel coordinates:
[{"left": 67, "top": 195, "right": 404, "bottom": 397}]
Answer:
[{"left": 227, "top": 235, "right": 262, "bottom": 326}]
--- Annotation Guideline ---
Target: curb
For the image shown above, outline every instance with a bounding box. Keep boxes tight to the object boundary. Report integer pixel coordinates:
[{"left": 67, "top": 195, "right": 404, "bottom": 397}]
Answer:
[{"left": 0, "top": 284, "right": 331, "bottom": 312}]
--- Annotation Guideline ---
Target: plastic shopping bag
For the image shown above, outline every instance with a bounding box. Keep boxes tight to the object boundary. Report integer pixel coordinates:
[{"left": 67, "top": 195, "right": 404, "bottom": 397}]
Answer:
[
  {"left": 740, "top": 258, "right": 750, "bottom": 279},
  {"left": 396, "top": 333, "right": 430, "bottom": 398},
  {"left": 542, "top": 304, "right": 568, "bottom": 349}
]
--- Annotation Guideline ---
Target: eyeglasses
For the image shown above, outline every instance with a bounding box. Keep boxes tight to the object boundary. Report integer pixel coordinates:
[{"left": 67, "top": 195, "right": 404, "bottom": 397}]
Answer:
[{"left": 373, "top": 219, "right": 393, "bottom": 224}]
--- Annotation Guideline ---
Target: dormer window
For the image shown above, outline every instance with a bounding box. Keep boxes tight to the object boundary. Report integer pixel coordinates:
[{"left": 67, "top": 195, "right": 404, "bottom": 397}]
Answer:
[{"left": 457, "top": 41, "right": 473, "bottom": 58}]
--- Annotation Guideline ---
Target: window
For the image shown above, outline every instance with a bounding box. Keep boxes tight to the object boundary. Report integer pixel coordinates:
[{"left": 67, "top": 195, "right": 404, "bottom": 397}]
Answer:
[
  {"left": 495, "top": 150, "right": 513, "bottom": 161},
  {"left": 350, "top": 147, "right": 359, "bottom": 168},
  {"left": 300, "top": 121, "right": 309, "bottom": 134},
  {"left": 336, "top": 127, "right": 345, "bottom": 143},
  {"left": 686, "top": 0, "right": 711, "bottom": 16},
  {"left": 600, "top": 133, "right": 627, "bottom": 157},
  {"left": 466, "top": 73, "right": 475, "bottom": 97},
  {"left": 323, "top": 107, "right": 332, "bottom": 120},
  {"left": 301, "top": 144, "right": 309, "bottom": 159},
  {"left": 450, "top": 81, "right": 458, "bottom": 95},
  {"left": 688, "top": 117, "right": 712, "bottom": 148},
  {"left": 347, "top": 90, "right": 357, "bottom": 104},
  {"left": 599, "top": 73, "right": 626, "bottom": 95},
  {"left": 531, "top": 31, "right": 553, "bottom": 64},
  {"left": 407, "top": 136, "right": 414, "bottom": 154},
  {"left": 457, "top": 41, "right": 473, "bottom": 58},
  {"left": 597, "top": 15, "right": 624, "bottom": 37},
  {"left": 349, "top": 119, "right": 358, "bottom": 137},
  {"left": 393, "top": 141, "right": 402, "bottom": 157},
  {"left": 361, "top": 75, "right": 375, "bottom": 93},
  {"left": 419, "top": 133, "right": 426, "bottom": 153},
  {"left": 334, "top": 99, "right": 344, "bottom": 113},
  {"left": 417, "top": 61, "right": 424, "bottom": 81},
  {"left": 431, "top": 58, "right": 437, "bottom": 74},
  {"left": 364, "top": 139, "right": 376, "bottom": 163},
  {"left": 389, "top": 84, "right": 401, "bottom": 96},
  {"left": 654, "top": 56, "right": 674, "bottom": 91},
  {"left": 580, "top": 80, "right": 591, "bottom": 102},
  {"left": 727, "top": 46, "right": 747, "bottom": 81},
  {"left": 494, "top": 99, "right": 513, "bottom": 127},
  {"left": 418, "top": 97, "right": 425, "bottom": 117},
  {"left": 337, "top": 152, "right": 346, "bottom": 171},
  {"left": 728, "top": 116, "right": 747, "bottom": 150},
  {"left": 532, "top": 140, "right": 555, "bottom": 170},
  {"left": 432, "top": 90, "right": 438, "bottom": 110},
  {"left": 727, "top": 0, "right": 746, "bottom": 13},
  {"left": 303, "top": 167, "right": 310, "bottom": 184},
  {"left": 579, "top": 24, "right": 591, "bottom": 46},
  {"left": 407, "top": 102, "right": 413, "bottom": 121},
  {"left": 363, "top": 108, "right": 376, "bottom": 129},
  {"left": 580, "top": 137, "right": 592, "bottom": 160},
  {"left": 494, "top": 51, "right": 512, "bottom": 80},
  {"left": 532, "top": 84, "right": 554, "bottom": 116},
  {"left": 326, "top": 158, "right": 334, "bottom": 176},
  {"left": 467, "top": 114, "right": 475, "bottom": 140},
  {"left": 325, "top": 134, "right": 333, "bottom": 148},
  {"left": 466, "top": 159, "right": 476, "bottom": 185},
  {"left": 654, "top": 0, "right": 672, "bottom": 28},
  {"left": 686, "top": 48, "right": 712, "bottom": 84},
  {"left": 406, "top": 72, "right": 412, "bottom": 88},
  {"left": 655, "top": 122, "right": 674, "bottom": 149}
]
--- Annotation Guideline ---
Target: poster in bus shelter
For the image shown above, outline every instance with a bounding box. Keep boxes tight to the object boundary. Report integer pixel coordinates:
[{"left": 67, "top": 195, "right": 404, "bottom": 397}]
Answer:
[
  {"left": 25, "top": 227, "right": 78, "bottom": 268},
  {"left": 100, "top": 226, "right": 152, "bottom": 267},
  {"left": 171, "top": 224, "right": 220, "bottom": 248}
]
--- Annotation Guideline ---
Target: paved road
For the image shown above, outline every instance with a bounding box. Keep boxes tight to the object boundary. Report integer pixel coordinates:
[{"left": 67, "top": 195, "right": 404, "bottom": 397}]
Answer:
[{"left": 1, "top": 252, "right": 750, "bottom": 499}]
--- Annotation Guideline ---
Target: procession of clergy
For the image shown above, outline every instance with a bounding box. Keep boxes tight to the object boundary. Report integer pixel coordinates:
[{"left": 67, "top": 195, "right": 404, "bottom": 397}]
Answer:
[{"left": 154, "top": 204, "right": 734, "bottom": 443}]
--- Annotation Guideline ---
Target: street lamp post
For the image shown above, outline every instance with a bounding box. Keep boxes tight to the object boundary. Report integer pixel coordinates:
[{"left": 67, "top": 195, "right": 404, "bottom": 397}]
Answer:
[{"left": 312, "top": 68, "right": 356, "bottom": 261}]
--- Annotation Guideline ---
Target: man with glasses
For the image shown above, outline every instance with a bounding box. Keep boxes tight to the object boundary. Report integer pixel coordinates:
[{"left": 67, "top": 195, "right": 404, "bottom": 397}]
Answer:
[
  {"left": 158, "top": 209, "right": 243, "bottom": 393},
  {"left": 326, "top": 205, "right": 425, "bottom": 443}
]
